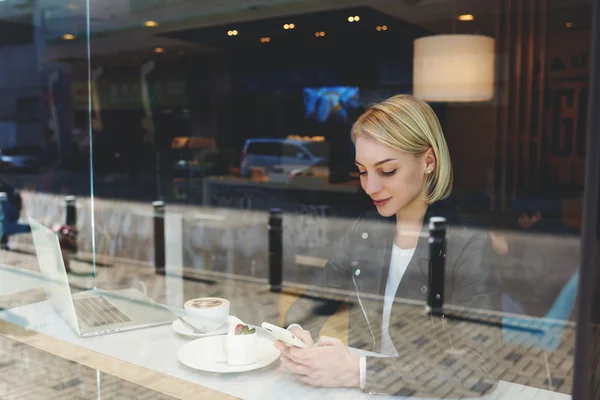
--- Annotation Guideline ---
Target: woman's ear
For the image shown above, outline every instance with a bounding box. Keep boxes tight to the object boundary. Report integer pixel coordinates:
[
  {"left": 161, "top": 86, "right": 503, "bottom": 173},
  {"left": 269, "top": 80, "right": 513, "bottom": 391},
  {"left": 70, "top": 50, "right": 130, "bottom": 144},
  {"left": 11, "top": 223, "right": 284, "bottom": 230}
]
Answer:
[{"left": 424, "top": 148, "right": 436, "bottom": 173}]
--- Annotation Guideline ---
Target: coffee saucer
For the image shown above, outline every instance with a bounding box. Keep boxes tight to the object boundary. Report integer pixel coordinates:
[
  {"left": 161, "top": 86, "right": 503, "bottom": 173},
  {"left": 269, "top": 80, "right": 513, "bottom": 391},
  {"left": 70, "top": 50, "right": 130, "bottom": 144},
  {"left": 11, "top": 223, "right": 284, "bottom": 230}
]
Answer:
[{"left": 172, "top": 315, "right": 234, "bottom": 338}]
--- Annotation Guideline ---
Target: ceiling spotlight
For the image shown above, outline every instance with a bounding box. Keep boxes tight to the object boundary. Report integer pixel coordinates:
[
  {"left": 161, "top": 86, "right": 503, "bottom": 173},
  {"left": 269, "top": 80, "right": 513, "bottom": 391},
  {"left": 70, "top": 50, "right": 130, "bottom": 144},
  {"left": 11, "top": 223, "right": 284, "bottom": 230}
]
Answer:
[
  {"left": 62, "top": 34, "right": 75, "bottom": 40},
  {"left": 565, "top": 21, "right": 573, "bottom": 28},
  {"left": 144, "top": 20, "right": 159, "bottom": 27},
  {"left": 376, "top": 26, "right": 382, "bottom": 31},
  {"left": 283, "top": 23, "right": 295, "bottom": 30},
  {"left": 154, "top": 47, "right": 165, "bottom": 53},
  {"left": 458, "top": 14, "right": 474, "bottom": 21},
  {"left": 348, "top": 16, "right": 354, "bottom": 22},
  {"left": 227, "top": 30, "right": 239, "bottom": 36},
  {"left": 382, "top": 25, "right": 388, "bottom": 31},
  {"left": 260, "top": 37, "right": 271, "bottom": 43},
  {"left": 354, "top": 16, "right": 360, "bottom": 21},
  {"left": 315, "top": 31, "right": 325, "bottom": 37}
]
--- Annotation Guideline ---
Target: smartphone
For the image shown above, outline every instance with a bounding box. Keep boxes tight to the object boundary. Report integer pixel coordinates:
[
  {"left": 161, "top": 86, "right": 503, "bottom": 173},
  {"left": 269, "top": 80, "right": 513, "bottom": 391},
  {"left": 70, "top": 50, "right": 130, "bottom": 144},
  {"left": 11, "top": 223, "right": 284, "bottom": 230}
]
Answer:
[{"left": 261, "top": 322, "right": 308, "bottom": 348}]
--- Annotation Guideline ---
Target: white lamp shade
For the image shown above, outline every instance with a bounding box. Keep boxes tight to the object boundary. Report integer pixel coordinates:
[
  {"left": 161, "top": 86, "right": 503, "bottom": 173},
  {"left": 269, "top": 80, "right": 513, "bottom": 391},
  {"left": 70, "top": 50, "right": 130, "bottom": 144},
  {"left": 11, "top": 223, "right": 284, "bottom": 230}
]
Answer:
[{"left": 413, "top": 34, "right": 495, "bottom": 102}]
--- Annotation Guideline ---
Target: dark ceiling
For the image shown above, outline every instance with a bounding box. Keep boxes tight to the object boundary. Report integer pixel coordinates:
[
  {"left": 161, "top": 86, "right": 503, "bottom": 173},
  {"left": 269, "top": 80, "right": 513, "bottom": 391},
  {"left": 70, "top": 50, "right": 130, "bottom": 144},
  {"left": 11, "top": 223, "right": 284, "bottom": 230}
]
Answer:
[{"left": 158, "top": 6, "right": 430, "bottom": 54}]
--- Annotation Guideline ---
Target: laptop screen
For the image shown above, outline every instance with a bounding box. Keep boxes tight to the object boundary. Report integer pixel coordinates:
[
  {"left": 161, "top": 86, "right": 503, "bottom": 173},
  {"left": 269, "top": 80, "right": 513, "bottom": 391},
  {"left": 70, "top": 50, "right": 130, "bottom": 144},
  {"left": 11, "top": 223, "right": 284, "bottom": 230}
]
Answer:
[{"left": 29, "top": 218, "right": 81, "bottom": 335}]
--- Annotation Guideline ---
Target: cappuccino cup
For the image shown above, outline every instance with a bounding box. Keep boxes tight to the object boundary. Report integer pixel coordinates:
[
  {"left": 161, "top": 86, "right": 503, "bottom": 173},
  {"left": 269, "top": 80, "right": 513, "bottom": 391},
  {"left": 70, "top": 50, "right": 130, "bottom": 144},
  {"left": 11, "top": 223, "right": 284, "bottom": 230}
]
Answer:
[{"left": 184, "top": 297, "right": 230, "bottom": 331}]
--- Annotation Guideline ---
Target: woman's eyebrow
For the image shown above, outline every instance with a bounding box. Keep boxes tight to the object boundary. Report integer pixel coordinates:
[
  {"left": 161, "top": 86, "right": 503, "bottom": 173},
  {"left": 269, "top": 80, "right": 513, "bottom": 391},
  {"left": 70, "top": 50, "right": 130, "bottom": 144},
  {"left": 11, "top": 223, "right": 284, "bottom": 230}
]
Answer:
[{"left": 355, "top": 158, "right": 397, "bottom": 167}]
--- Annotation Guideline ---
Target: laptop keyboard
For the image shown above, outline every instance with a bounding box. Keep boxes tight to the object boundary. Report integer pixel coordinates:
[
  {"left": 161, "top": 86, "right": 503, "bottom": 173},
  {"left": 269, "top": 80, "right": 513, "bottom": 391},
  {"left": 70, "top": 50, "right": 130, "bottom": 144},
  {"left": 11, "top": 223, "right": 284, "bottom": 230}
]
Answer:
[{"left": 74, "top": 296, "right": 132, "bottom": 329}]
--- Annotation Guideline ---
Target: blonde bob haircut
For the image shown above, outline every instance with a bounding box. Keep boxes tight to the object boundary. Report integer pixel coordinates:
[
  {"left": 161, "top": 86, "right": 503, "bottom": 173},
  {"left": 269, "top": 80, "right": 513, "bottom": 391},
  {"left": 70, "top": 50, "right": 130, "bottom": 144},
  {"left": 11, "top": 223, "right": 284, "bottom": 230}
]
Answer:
[{"left": 351, "top": 94, "right": 453, "bottom": 204}]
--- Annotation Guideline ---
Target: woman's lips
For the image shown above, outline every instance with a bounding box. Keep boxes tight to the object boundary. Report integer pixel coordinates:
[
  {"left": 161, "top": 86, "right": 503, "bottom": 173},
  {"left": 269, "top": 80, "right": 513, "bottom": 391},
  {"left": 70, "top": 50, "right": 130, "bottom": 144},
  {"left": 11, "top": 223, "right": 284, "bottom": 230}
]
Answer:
[{"left": 373, "top": 198, "right": 391, "bottom": 207}]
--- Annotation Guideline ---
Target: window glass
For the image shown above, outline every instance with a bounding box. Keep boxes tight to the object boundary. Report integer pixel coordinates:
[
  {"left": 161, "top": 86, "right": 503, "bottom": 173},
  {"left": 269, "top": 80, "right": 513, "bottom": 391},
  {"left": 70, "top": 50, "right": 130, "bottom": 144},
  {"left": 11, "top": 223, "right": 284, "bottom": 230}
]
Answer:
[{"left": 0, "top": 0, "right": 597, "bottom": 398}]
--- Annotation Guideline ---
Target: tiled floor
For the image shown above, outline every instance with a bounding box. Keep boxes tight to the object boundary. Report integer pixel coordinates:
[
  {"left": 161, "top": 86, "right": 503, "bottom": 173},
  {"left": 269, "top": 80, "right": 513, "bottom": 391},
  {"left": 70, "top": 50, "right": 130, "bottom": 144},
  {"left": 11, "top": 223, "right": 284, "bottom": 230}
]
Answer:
[{"left": 0, "top": 245, "right": 575, "bottom": 398}]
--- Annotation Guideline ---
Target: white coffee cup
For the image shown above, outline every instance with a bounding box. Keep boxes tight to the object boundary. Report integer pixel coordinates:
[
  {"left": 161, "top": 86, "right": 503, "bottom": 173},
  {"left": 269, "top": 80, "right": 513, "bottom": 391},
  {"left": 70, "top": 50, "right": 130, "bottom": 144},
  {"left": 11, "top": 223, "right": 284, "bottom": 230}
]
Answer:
[{"left": 184, "top": 297, "right": 230, "bottom": 331}]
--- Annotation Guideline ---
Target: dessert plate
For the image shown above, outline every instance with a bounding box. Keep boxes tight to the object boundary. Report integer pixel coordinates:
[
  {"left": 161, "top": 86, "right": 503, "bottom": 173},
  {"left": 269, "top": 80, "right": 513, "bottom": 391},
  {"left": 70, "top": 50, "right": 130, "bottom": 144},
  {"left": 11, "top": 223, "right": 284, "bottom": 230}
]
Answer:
[{"left": 177, "top": 335, "right": 280, "bottom": 373}]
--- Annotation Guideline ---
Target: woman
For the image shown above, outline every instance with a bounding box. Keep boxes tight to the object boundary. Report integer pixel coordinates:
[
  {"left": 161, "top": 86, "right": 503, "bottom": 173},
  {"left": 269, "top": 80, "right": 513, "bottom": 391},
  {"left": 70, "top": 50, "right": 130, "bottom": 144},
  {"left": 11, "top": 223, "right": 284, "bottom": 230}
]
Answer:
[{"left": 279, "top": 95, "right": 500, "bottom": 397}]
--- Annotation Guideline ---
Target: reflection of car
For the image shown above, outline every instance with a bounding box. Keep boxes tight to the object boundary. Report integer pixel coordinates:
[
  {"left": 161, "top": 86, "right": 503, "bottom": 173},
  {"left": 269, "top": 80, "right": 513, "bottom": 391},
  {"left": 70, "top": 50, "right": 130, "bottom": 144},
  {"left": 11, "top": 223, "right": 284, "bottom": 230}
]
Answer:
[
  {"left": 240, "top": 138, "right": 329, "bottom": 178},
  {"left": 0, "top": 146, "right": 41, "bottom": 173},
  {"left": 171, "top": 137, "right": 233, "bottom": 178}
]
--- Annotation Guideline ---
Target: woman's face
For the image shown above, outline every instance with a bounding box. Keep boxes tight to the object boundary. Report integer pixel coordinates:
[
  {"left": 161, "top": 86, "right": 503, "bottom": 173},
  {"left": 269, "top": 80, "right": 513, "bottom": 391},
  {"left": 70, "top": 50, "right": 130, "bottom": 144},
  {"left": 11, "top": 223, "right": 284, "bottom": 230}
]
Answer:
[{"left": 355, "top": 135, "right": 433, "bottom": 217}]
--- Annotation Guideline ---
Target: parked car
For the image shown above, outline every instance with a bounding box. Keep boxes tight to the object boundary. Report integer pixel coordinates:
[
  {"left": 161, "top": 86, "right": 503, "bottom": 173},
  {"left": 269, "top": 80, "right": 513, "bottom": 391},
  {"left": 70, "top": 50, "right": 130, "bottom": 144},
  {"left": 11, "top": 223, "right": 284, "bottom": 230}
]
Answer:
[
  {"left": 240, "top": 137, "right": 329, "bottom": 178},
  {"left": 0, "top": 146, "right": 41, "bottom": 173},
  {"left": 171, "top": 137, "right": 233, "bottom": 179}
]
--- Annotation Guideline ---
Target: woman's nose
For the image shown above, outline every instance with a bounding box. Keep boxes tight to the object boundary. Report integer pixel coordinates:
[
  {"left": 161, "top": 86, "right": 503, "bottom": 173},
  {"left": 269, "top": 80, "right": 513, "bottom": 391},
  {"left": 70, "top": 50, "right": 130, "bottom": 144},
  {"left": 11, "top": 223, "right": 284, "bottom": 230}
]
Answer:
[{"left": 363, "top": 176, "right": 382, "bottom": 196}]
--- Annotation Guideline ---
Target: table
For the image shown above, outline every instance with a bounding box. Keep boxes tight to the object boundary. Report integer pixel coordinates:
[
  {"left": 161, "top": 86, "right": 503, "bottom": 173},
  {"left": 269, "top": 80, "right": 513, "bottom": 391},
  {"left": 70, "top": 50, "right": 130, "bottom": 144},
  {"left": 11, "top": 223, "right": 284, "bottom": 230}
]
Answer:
[
  {"left": 0, "top": 265, "right": 46, "bottom": 297},
  {"left": 0, "top": 301, "right": 570, "bottom": 400}
]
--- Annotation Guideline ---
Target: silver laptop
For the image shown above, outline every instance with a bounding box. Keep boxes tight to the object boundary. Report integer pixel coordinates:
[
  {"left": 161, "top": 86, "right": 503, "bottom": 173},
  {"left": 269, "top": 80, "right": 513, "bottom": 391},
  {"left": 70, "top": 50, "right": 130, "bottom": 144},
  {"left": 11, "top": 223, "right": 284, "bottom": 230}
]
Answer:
[{"left": 29, "top": 217, "right": 175, "bottom": 337}]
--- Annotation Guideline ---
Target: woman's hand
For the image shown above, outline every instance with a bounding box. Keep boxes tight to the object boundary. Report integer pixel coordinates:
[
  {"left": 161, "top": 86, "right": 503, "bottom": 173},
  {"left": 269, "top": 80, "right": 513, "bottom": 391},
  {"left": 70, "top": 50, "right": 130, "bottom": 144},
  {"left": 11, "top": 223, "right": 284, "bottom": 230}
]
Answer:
[
  {"left": 288, "top": 326, "right": 314, "bottom": 347},
  {"left": 275, "top": 336, "right": 360, "bottom": 388}
]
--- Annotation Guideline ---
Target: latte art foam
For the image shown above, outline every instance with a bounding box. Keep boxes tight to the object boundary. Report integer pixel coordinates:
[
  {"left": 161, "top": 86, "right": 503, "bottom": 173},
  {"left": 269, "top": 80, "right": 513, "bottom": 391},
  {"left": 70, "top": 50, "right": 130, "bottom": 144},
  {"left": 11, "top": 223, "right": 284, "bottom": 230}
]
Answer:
[{"left": 187, "top": 298, "right": 226, "bottom": 309}]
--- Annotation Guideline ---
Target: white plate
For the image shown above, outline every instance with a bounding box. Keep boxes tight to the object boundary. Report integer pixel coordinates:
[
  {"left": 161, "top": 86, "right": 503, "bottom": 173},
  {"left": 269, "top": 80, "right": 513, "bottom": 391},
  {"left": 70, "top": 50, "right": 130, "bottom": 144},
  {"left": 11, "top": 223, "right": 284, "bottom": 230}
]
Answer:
[
  {"left": 172, "top": 315, "right": 234, "bottom": 338},
  {"left": 177, "top": 335, "right": 280, "bottom": 373}
]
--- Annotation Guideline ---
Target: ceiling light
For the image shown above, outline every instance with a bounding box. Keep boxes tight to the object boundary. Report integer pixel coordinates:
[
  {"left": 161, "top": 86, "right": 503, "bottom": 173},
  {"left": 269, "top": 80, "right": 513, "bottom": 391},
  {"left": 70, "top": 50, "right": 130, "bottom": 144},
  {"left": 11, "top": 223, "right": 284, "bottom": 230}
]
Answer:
[
  {"left": 289, "top": 23, "right": 295, "bottom": 29},
  {"left": 227, "top": 30, "right": 239, "bottom": 36},
  {"left": 565, "top": 22, "right": 573, "bottom": 28},
  {"left": 382, "top": 25, "right": 388, "bottom": 31},
  {"left": 315, "top": 31, "right": 325, "bottom": 37},
  {"left": 284, "top": 24, "right": 289, "bottom": 29},
  {"left": 354, "top": 16, "right": 360, "bottom": 22},
  {"left": 458, "top": 14, "right": 474, "bottom": 21},
  {"left": 348, "top": 16, "right": 354, "bottom": 22},
  {"left": 62, "top": 34, "right": 75, "bottom": 40},
  {"left": 154, "top": 47, "right": 165, "bottom": 53},
  {"left": 144, "top": 20, "right": 159, "bottom": 27},
  {"left": 260, "top": 37, "right": 271, "bottom": 43}
]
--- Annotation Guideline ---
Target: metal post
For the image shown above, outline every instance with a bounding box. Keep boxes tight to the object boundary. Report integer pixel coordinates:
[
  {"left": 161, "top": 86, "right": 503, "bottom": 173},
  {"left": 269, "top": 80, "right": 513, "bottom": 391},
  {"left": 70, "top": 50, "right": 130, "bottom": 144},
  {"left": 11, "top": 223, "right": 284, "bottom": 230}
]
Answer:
[
  {"left": 0, "top": 192, "right": 7, "bottom": 240},
  {"left": 153, "top": 200, "right": 166, "bottom": 275},
  {"left": 65, "top": 196, "right": 77, "bottom": 226},
  {"left": 573, "top": 0, "right": 600, "bottom": 397},
  {"left": 269, "top": 208, "right": 283, "bottom": 292},
  {"left": 428, "top": 216, "right": 447, "bottom": 315}
]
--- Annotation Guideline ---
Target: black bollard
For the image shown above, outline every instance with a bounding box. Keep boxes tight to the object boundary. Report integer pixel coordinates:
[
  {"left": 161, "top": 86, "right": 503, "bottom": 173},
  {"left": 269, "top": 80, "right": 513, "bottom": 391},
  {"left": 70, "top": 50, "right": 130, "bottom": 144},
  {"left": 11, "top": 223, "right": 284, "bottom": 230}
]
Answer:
[
  {"left": 153, "top": 201, "right": 166, "bottom": 275},
  {"left": 0, "top": 192, "right": 7, "bottom": 236},
  {"left": 268, "top": 208, "right": 283, "bottom": 292},
  {"left": 428, "top": 216, "right": 447, "bottom": 315},
  {"left": 65, "top": 196, "right": 77, "bottom": 226}
]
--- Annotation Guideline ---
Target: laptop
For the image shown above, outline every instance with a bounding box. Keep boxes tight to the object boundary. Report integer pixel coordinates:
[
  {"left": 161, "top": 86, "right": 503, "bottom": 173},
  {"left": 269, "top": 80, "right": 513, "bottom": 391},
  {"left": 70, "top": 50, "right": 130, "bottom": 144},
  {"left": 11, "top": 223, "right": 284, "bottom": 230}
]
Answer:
[{"left": 29, "top": 217, "right": 175, "bottom": 337}]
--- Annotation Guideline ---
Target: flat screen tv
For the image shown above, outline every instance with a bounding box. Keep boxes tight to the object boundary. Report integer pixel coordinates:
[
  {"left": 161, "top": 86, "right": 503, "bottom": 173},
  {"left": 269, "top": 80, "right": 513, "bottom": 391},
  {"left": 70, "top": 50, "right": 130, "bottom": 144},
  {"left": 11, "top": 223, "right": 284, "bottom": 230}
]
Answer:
[{"left": 303, "top": 86, "right": 360, "bottom": 124}]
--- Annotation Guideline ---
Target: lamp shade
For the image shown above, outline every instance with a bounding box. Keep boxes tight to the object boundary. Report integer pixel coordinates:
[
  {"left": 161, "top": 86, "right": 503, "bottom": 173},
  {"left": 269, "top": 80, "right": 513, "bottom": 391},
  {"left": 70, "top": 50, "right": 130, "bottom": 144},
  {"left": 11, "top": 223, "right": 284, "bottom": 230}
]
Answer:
[{"left": 413, "top": 34, "right": 495, "bottom": 102}]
